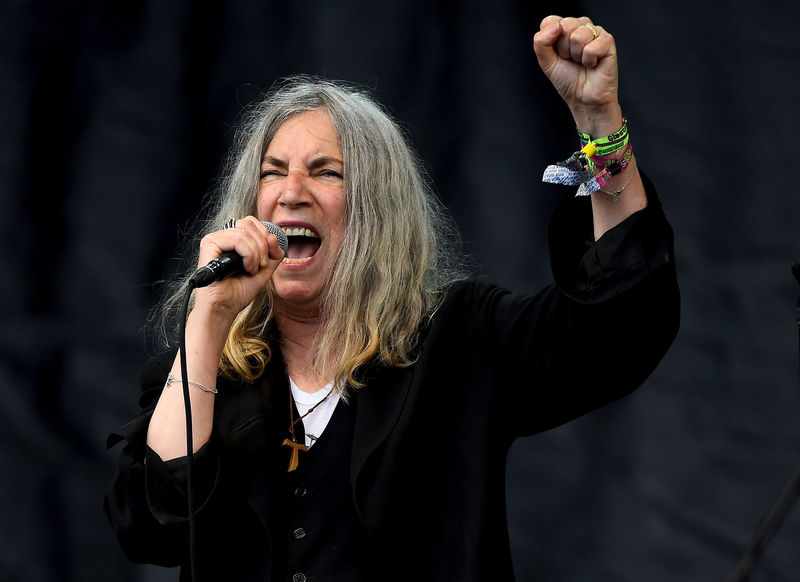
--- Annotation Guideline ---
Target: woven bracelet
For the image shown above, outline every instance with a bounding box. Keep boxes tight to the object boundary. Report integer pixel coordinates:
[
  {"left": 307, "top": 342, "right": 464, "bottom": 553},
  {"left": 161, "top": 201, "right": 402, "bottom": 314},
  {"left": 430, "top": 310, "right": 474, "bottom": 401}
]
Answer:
[{"left": 578, "top": 117, "right": 629, "bottom": 157}]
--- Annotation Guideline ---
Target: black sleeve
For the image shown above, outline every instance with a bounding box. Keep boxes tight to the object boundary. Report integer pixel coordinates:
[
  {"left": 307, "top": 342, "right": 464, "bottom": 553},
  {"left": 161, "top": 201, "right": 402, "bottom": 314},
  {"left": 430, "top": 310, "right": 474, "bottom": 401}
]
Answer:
[
  {"left": 102, "top": 348, "right": 220, "bottom": 565},
  {"left": 462, "top": 174, "right": 680, "bottom": 437}
]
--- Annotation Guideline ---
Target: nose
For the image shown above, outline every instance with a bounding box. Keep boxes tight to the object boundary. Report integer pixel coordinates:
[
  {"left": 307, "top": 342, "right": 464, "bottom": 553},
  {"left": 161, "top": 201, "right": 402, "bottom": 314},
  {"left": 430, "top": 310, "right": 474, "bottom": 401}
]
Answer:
[{"left": 278, "top": 170, "right": 311, "bottom": 209}]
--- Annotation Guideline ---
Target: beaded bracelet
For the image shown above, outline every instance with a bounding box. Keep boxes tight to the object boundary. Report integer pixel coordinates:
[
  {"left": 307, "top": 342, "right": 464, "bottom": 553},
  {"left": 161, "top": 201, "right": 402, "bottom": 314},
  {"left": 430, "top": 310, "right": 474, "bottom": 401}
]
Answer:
[{"left": 165, "top": 373, "right": 218, "bottom": 394}]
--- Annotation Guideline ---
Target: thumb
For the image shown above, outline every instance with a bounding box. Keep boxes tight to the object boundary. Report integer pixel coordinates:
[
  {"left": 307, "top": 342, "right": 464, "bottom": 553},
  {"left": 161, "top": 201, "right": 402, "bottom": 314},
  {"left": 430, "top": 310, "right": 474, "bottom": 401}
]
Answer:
[{"left": 532, "top": 18, "right": 562, "bottom": 76}]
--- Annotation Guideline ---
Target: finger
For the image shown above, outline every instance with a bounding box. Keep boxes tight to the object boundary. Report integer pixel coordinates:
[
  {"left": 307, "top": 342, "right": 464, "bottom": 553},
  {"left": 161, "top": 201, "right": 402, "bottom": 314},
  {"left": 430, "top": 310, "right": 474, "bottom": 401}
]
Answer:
[
  {"left": 233, "top": 233, "right": 261, "bottom": 275},
  {"left": 532, "top": 17, "right": 562, "bottom": 74},
  {"left": 569, "top": 23, "right": 600, "bottom": 64},
  {"left": 249, "top": 217, "right": 286, "bottom": 264},
  {"left": 567, "top": 23, "right": 614, "bottom": 69},
  {"left": 580, "top": 27, "right": 614, "bottom": 68},
  {"left": 267, "top": 231, "right": 286, "bottom": 262},
  {"left": 198, "top": 230, "right": 231, "bottom": 266},
  {"left": 555, "top": 16, "right": 589, "bottom": 60},
  {"left": 240, "top": 216, "right": 286, "bottom": 263},
  {"left": 198, "top": 224, "right": 260, "bottom": 275},
  {"left": 539, "top": 14, "right": 562, "bottom": 31},
  {"left": 239, "top": 217, "right": 272, "bottom": 272}
]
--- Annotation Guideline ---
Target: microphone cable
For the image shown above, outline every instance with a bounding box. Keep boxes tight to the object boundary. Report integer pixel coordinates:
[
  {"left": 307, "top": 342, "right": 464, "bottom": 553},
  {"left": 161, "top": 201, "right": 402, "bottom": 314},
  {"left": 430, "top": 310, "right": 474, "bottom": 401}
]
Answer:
[
  {"left": 179, "top": 279, "right": 200, "bottom": 582},
  {"left": 175, "top": 222, "right": 287, "bottom": 581}
]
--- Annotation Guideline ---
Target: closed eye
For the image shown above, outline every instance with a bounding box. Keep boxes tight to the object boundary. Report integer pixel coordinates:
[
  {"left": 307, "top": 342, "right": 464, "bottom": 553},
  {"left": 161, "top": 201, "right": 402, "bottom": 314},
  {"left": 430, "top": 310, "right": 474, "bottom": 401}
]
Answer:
[
  {"left": 319, "top": 169, "right": 343, "bottom": 179},
  {"left": 309, "top": 156, "right": 343, "bottom": 179},
  {"left": 260, "top": 155, "right": 287, "bottom": 180},
  {"left": 260, "top": 169, "right": 284, "bottom": 179}
]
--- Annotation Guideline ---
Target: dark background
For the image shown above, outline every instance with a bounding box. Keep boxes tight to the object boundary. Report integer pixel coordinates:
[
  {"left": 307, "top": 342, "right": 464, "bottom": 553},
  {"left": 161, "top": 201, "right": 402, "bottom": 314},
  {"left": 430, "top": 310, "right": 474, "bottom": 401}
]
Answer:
[{"left": 2, "top": 1, "right": 799, "bottom": 581}]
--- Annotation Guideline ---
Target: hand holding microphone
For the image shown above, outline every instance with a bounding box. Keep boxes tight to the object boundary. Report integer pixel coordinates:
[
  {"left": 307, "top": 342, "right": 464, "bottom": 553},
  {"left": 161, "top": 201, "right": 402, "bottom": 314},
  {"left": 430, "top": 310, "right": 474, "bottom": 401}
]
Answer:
[
  {"left": 191, "top": 219, "right": 288, "bottom": 288},
  {"left": 188, "top": 217, "right": 288, "bottom": 323}
]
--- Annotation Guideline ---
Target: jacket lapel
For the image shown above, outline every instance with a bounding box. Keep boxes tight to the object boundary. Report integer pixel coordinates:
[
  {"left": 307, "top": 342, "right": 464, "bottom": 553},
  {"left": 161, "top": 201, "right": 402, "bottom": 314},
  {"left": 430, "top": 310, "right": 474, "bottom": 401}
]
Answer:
[
  {"left": 350, "top": 363, "right": 414, "bottom": 525},
  {"left": 221, "top": 354, "right": 291, "bottom": 531}
]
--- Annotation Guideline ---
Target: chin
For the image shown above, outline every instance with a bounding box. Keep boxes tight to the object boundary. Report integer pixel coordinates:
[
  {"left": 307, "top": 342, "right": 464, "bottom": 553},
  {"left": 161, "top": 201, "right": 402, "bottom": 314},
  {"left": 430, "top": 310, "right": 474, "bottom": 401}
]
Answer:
[{"left": 273, "top": 281, "right": 322, "bottom": 309}]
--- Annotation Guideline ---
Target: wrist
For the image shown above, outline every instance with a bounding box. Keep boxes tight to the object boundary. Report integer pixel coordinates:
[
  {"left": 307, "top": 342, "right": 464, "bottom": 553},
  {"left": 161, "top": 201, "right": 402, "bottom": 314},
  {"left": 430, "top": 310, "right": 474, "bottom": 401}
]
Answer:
[
  {"left": 569, "top": 102, "right": 623, "bottom": 138},
  {"left": 187, "top": 297, "right": 237, "bottom": 348}
]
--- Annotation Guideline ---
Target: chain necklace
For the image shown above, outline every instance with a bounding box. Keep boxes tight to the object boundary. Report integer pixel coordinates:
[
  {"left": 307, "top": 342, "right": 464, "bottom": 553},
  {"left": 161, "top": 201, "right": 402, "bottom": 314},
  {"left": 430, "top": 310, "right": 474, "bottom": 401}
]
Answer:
[{"left": 281, "top": 384, "right": 335, "bottom": 472}]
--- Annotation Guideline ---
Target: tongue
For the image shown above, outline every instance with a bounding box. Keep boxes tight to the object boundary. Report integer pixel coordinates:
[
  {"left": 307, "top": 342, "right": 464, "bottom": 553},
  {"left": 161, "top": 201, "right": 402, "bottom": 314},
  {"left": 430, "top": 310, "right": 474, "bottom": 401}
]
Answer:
[{"left": 287, "top": 237, "right": 320, "bottom": 259}]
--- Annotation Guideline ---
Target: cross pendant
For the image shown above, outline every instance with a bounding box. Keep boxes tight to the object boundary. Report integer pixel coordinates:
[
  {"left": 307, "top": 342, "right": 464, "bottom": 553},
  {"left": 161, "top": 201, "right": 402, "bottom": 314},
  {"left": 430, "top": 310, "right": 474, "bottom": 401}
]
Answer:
[{"left": 282, "top": 438, "right": 308, "bottom": 472}]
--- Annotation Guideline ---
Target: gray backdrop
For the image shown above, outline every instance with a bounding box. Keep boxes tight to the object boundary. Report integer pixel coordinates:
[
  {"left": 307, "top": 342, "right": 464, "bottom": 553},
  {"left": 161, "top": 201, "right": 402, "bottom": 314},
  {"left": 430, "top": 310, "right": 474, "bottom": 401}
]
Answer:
[{"left": 2, "top": 1, "right": 799, "bottom": 581}]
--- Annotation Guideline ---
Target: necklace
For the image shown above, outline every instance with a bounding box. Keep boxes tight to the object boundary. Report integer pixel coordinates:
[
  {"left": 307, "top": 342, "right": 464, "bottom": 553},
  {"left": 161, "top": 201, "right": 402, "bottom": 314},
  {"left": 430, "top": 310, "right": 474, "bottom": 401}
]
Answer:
[{"left": 282, "top": 383, "right": 335, "bottom": 472}]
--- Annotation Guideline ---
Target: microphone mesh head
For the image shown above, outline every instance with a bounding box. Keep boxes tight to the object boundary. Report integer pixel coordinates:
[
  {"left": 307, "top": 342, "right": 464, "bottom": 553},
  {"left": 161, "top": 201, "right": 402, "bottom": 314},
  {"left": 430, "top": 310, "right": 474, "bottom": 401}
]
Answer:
[{"left": 262, "top": 221, "right": 289, "bottom": 255}]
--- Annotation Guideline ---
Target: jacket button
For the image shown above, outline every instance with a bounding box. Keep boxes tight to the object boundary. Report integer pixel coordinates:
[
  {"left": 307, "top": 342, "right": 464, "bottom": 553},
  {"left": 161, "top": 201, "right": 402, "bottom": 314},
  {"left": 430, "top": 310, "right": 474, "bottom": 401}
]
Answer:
[
  {"left": 293, "top": 527, "right": 307, "bottom": 539},
  {"left": 294, "top": 487, "right": 308, "bottom": 497},
  {"left": 292, "top": 573, "right": 306, "bottom": 582}
]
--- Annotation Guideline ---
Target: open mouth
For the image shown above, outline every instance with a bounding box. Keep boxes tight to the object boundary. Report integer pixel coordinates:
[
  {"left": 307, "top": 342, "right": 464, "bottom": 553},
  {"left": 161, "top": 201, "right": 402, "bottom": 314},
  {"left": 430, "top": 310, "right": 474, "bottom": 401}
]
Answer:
[{"left": 281, "top": 226, "right": 321, "bottom": 264}]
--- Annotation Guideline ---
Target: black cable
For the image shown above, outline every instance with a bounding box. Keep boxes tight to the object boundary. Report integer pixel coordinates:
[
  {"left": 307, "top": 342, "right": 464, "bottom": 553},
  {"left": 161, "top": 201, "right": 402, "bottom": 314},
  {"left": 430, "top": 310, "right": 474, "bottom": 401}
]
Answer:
[
  {"left": 726, "top": 263, "right": 800, "bottom": 582},
  {"left": 794, "top": 261, "right": 800, "bottom": 401},
  {"left": 727, "top": 468, "right": 800, "bottom": 582},
  {"left": 174, "top": 222, "right": 287, "bottom": 579},
  {"left": 179, "top": 281, "right": 199, "bottom": 582}
]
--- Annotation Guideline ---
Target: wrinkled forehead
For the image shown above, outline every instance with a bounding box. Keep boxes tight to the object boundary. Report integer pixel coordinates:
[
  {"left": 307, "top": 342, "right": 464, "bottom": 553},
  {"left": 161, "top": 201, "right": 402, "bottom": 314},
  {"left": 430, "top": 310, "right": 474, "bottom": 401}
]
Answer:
[{"left": 263, "top": 107, "right": 342, "bottom": 152}]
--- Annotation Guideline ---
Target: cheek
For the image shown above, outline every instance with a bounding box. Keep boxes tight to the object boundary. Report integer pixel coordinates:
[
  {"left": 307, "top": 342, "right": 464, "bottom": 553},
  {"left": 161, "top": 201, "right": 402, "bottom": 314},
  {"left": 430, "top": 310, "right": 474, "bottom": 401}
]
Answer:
[
  {"left": 327, "top": 192, "right": 347, "bottom": 226},
  {"left": 325, "top": 208, "right": 348, "bottom": 245}
]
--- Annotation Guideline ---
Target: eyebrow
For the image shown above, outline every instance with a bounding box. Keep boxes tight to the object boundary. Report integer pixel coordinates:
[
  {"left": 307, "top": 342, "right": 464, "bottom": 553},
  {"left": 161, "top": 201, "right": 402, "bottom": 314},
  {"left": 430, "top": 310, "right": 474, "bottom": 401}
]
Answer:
[
  {"left": 260, "top": 155, "right": 287, "bottom": 169},
  {"left": 260, "top": 155, "right": 343, "bottom": 170},
  {"left": 309, "top": 156, "right": 343, "bottom": 171}
]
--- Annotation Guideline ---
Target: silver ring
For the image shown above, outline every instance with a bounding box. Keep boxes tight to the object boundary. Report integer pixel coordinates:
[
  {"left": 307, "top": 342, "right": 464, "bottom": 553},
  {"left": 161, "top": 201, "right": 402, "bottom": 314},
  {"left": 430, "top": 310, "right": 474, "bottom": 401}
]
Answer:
[{"left": 221, "top": 217, "right": 237, "bottom": 230}]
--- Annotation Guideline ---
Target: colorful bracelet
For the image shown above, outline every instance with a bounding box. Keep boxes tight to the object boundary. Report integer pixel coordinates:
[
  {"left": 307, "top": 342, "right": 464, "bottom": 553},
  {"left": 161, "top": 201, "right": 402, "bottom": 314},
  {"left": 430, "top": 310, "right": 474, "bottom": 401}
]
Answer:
[
  {"left": 578, "top": 117, "right": 629, "bottom": 157},
  {"left": 541, "top": 141, "right": 597, "bottom": 187},
  {"left": 542, "top": 118, "right": 635, "bottom": 197},
  {"left": 576, "top": 143, "right": 634, "bottom": 197},
  {"left": 578, "top": 116, "right": 627, "bottom": 145},
  {"left": 589, "top": 141, "right": 633, "bottom": 174}
]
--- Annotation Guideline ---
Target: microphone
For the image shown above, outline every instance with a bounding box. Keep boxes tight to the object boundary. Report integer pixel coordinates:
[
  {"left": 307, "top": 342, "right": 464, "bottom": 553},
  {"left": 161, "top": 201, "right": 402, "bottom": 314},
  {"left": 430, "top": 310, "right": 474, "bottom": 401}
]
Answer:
[{"left": 190, "top": 221, "right": 289, "bottom": 288}]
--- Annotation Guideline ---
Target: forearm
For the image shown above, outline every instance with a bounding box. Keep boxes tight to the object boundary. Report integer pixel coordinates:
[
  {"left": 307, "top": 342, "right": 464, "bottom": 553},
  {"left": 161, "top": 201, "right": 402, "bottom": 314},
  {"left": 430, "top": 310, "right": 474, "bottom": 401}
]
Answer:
[
  {"left": 146, "top": 304, "right": 232, "bottom": 461},
  {"left": 147, "top": 217, "right": 283, "bottom": 460},
  {"left": 569, "top": 104, "right": 647, "bottom": 240},
  {"left": 589, "top": 149, "right": 646, "bottom": 240}
]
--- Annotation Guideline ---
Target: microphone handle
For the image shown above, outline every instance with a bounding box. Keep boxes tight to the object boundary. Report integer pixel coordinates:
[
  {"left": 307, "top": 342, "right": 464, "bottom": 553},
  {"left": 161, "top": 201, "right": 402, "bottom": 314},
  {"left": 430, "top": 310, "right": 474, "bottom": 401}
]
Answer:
[
  {"left": 189, "top": 221, "right": 288, "bottom": 288},
  {"left": 191, "top": 252, "right": 243, "bottom": 288}
]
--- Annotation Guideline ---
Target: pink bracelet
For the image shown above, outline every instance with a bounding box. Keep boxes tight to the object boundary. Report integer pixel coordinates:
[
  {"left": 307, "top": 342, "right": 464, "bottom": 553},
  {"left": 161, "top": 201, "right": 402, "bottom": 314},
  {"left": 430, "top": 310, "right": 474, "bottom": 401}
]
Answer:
[{"left": 590, "top": 142, "right": 633, "bottom": 173}]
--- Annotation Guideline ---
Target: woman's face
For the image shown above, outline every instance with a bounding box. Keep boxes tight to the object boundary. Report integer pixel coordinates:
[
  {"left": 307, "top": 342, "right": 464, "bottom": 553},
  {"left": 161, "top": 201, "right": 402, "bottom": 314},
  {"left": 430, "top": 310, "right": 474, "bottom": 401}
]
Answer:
[{"left": 257, "top": 109, "right": 347, "bottom": 314}]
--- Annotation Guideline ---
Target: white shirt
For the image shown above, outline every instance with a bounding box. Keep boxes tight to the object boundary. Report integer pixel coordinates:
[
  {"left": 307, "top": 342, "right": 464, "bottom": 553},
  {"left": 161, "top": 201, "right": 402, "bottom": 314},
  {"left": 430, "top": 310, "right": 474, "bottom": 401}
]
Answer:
[{"left": 289, "top": 378, "right": 340, "bottom": 448}]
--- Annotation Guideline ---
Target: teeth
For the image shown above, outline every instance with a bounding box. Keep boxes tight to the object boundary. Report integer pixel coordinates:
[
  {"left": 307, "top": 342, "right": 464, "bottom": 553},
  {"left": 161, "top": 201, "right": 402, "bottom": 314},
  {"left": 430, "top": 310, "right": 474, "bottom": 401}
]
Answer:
[
  {"left": 283, "top": 256, "right": 313, "bottom": 264},
  {"left": 282, "top": 227, "right": 319, "bottom": 238}
]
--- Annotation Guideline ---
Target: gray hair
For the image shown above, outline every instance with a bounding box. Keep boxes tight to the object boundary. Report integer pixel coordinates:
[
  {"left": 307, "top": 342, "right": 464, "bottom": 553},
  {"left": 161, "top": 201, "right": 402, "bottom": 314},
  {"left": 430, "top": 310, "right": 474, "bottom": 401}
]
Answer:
[{"left": 156, "top": 76, "right": 465, "bottom": 386}]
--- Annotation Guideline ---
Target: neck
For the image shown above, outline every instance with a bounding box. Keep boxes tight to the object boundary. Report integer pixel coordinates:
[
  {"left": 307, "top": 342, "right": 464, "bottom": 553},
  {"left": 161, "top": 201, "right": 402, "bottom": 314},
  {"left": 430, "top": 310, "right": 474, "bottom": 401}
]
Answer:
[{"left": 276, "top": 309, "right": 330, "bottom": 393}]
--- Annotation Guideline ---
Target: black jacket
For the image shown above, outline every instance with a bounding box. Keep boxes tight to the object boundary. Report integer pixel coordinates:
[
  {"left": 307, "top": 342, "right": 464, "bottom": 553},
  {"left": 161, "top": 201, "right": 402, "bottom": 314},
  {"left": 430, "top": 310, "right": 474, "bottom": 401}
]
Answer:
[{"left": 105, "top": 184, "right": 680, "bottom": 581}]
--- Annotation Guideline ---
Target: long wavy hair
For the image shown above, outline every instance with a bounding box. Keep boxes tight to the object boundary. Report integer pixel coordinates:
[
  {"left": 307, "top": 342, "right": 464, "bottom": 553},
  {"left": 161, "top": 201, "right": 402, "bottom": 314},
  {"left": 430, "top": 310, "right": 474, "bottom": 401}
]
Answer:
[{"left": 155, "top": 76, "right": 465, "bottom": 392}]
